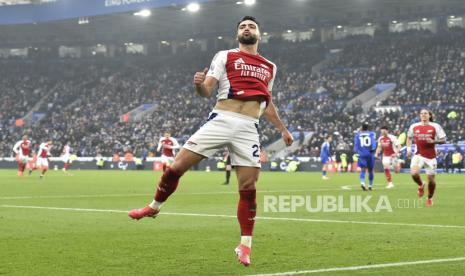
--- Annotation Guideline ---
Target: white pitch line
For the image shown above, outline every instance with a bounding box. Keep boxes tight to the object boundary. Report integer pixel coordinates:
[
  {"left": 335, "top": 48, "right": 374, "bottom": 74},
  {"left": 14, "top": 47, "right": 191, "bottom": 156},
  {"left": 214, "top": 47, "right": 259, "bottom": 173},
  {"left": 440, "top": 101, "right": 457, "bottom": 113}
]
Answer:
[
  {"left": 2, "top": 184, "right": 462, "bottom": 200},
  {"left": 1, "top": 204, "right": 465, "bottom": 229},
  {"left": 0, "top": 194, "right": 149, "bottom": 200},
  {"left": 248, "top": 256, "right": 465, "bottom": 276},
  {"left": 0, "top": 188, "right": 353, "bottom": 200}
]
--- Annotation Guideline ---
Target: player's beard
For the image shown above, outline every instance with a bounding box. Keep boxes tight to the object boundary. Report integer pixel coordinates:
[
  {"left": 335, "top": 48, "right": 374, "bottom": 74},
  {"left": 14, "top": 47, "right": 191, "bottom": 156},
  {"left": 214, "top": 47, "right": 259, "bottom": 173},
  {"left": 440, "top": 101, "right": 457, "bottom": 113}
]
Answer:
[{"left": 238, "top": 33, "right": 258, "bottom": 45}]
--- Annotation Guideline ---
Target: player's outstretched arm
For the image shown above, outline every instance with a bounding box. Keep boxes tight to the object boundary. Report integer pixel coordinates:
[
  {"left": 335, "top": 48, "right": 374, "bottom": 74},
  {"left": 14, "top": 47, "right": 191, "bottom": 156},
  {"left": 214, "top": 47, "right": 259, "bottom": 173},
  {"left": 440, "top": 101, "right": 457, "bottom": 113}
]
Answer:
[
  {"left": 263, "top": 100, "right": 293, "bottom": 146},
  {"left": 13, "top": 141, "right": 22, "bottom": 154},
  {"left": 426, "top": 137, "right": 446, "bottom": 144},
  {"left": 406, "top": 136, "right": 413, "bottom": 158},
  {"left": 375, "top": 142, "right": 382, "bottom": 158},
  {"left": 171, "top": 139, "right": 181, "bottom": 149},
  {"left": 194, "top": 68, "right": 218, "bottom": 97}
]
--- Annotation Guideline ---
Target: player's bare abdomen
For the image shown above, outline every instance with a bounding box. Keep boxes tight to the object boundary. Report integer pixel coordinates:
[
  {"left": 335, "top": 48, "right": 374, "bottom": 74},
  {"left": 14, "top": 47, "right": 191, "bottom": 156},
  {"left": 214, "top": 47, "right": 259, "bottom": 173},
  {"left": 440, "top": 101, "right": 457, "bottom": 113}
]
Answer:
[{"left": 214, "top": 98, "right": 262, "bottom": 119}]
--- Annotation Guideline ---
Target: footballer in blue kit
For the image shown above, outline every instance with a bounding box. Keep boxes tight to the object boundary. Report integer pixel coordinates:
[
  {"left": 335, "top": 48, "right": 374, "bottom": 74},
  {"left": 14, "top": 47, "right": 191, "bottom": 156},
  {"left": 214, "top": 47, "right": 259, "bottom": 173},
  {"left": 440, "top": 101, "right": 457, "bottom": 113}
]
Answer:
[
  {"left": 320, "top": 135, "right": 332, "bottom": 180},
  {"left": 354, "top": 124, "right": 377, "bottom": 190}
]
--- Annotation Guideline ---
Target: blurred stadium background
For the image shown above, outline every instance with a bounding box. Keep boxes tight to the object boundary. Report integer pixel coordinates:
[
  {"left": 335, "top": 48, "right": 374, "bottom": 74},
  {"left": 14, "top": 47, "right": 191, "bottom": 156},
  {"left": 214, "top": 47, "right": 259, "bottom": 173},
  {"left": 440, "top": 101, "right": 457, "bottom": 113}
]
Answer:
[
  {"left": 2, "top": 1, "right": 465, "bottom": 275},
  {"left": 0, "top": 0, "right": 464, "bottom": 172}
]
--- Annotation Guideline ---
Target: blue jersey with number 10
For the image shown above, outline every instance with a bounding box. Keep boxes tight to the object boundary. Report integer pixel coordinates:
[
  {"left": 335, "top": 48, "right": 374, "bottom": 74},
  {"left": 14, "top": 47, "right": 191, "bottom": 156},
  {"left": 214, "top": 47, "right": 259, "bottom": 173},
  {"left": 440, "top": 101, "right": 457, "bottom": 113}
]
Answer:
[{"left": 354, "top": 131, "right": 377, "bottom": 158}]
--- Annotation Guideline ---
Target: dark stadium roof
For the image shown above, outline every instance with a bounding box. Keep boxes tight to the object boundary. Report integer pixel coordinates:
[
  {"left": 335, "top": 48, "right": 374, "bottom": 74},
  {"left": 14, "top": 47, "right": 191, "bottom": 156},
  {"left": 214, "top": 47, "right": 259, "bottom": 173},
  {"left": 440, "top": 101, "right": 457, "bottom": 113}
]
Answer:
[{"left": 1, "top": 0, "right": 465, "bottom": 47}]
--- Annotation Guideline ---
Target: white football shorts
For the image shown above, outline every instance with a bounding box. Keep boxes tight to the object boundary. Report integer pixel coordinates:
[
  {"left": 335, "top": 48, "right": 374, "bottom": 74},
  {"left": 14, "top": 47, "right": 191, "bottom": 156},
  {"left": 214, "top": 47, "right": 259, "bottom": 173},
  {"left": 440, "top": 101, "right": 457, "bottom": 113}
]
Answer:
[
  {"left": 410, "top": 154, "right": 437, "bottom": 175},
  {"left": 183, "top": 109, "right": 261, "bottom": 168},
  {"left": 382, "top": 156, "right": 397, "bottom": 169},
  {"left": 36, "top": 157, "right": 49, "bottom": 169},
  {"left": 161, "top": 155, "right": 175, "bottom": 164},
  {"left": 17, "top": 154, "right": 29, "bottom": 164},
  {"left": 62, "top": 155, "right": 71, "bottom": 164}
]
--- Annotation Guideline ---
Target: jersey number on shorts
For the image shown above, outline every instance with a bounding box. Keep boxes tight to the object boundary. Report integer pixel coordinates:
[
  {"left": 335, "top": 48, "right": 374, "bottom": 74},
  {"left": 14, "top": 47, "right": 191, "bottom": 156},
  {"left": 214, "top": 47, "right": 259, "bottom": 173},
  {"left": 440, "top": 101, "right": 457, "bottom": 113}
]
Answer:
[
  {"left": 359, "top": 136, "right": 372, "bottom": 147},
  {"left": 252, "top": 144, "right": 260, "bottom": 158}
]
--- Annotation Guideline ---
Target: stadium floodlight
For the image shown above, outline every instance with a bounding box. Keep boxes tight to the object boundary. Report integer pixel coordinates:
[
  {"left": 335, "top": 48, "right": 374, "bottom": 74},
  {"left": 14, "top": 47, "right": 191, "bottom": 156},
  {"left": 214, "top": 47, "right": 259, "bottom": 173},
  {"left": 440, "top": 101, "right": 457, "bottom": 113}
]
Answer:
[
  {"left": 244, "top": 0, "right": 256, "bottom": 5},
  {"left": 422, "top": 18, "right": 428, "bottom": 22},
  {"left": 236, "top": 1, "right": 243, "bottom": 4},
  {"left": 366, "top": 22, "right": 372, "bottom": 26},
  {"left": 450, "top": 15, "right": 455, "bottom": 19},
  {"left": 286, "top": 29, "right": 292, "bottom": 33},
  {"left": 189, "top": 38, "right": 195, "bottom": 42},
  {"left": 263, "top": 32, "right": 268, "bottom": 35},
  {"left": 217, "top": 36, "right": 223, "bottom": 39},
  {"left": 186, "top": 3, "right": 200, "bottom": 12},
  {"left": 134, "top": 9, "right": 151, "bottom": 17},
  {"left": 336, "top": 25, "right": 342, "bottom": 29},
  {"left": 392, "top": 20, "right": 398, "bottom": 24}
]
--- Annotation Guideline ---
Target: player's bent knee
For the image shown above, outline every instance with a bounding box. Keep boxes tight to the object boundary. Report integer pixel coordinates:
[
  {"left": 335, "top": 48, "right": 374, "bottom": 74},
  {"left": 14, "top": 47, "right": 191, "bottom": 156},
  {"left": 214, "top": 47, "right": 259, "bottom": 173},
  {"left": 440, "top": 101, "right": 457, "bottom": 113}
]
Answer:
[
  {"left": 410, "top": 166, "right": 420, "bottom": 175},
  {"left": 239, "top": 180, "right": 256, "bottom": 190},
  {"left": 171, "top": 149, "right": 204, "bottom": 173},
  {"left": 238, "top": 175, "right": 257, "bottom": 190}
]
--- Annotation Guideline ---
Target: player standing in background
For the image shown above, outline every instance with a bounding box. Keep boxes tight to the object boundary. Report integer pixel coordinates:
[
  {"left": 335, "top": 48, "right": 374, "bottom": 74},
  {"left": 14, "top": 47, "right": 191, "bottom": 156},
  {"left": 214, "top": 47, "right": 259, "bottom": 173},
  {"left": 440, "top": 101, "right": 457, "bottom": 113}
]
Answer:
[
  {"left": 37, "top": 141, "right": 53, "bottom": 179},
  {"left": 223, "top": 151, "right": 232, "bottom": 185},
  {"left": 320, "top": 135, "right": 332, "bottom": 180},
  {"left": 61, "top": 142, "right": 72, "bottom": 172},
  {"left": 12, "top": 135, "right": 31, "bottom": 177},
  {"left": 354, "top": 124, "right": 377, "bottom": 191},
  {"left": 157, "top": 131, "right": 180, "bottom": 172},
  {"left": 407, "top": 109, "right": 446, "bottom": 207},
  {"left": 129, "top": 16, "right": 293, "bottom": 266},
  {"left": 375, "top": 126, "right": 400, "bottom": 189}
]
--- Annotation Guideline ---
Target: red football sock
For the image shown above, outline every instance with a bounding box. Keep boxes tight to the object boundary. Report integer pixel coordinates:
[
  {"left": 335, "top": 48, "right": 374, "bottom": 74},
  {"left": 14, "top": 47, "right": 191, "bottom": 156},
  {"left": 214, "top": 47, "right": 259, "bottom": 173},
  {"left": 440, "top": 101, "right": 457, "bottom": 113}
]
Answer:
[
  {"left": 384, "top": 169, "right": 392, "bottom": 182},
  {"left": 154, "top": 168, "right": 183, "bottom": 203},
  {"left": 412, "top": 174, "right": 423, "bottom": 186},
  {"left": 237, "top": 190, "right": 257, "bottom": 236},
  {"left": 64, "top": 163, "right": 70, "bottom": 170},
  {"left": 428, "top": 180, "right": 436, "bottom": 199},
  {"left": 42, "top": 169, "right": 47, "bottom": 175},
  {"left": 162, "top": 163, "right": 167, "bottom": 172}
]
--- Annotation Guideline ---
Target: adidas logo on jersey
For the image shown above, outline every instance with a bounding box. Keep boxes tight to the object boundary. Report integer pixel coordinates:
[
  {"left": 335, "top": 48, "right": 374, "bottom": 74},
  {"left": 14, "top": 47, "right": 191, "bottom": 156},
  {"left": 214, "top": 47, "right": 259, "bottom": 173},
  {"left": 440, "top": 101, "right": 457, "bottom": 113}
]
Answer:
[{"left": 235, "top": 58, "right": 246, "bottom": 65}]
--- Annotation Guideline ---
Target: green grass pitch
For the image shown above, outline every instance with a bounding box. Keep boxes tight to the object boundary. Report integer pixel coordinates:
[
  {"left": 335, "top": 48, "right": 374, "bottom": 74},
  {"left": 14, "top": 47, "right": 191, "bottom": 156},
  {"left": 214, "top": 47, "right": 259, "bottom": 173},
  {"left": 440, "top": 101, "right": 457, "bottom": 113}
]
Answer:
[{"left": 1, "top": 169, "right": 465, "bottom": 275}]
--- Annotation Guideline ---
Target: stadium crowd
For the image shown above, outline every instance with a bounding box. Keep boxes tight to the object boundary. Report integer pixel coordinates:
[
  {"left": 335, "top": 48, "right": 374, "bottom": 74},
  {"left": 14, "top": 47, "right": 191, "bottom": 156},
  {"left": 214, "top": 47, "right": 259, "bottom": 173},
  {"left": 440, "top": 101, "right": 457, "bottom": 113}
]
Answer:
[
  {"left": 294, "top": 28, "right": 465, "bottom": 157},
  {"left": 1, "top": 28, "right": 465, "bottom": 160}
]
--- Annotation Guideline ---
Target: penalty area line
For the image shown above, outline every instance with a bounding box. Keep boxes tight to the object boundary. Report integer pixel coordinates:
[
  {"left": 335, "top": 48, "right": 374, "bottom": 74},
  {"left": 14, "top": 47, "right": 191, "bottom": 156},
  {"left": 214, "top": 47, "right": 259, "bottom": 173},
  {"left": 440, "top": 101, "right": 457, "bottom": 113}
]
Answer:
[
  {"left": 248, "top": 256, "right": 465, "bottom": 275},
  {"left": 1, "top": 204, "right": 465, "bottom": 229}
]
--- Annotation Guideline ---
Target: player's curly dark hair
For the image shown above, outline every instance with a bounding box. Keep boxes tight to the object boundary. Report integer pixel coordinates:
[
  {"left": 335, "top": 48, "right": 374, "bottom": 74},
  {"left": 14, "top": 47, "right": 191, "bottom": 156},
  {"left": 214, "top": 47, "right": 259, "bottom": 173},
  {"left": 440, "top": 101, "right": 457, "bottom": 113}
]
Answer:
[{"left": 237, "top": 16, "right": 260, "bottom": 29}]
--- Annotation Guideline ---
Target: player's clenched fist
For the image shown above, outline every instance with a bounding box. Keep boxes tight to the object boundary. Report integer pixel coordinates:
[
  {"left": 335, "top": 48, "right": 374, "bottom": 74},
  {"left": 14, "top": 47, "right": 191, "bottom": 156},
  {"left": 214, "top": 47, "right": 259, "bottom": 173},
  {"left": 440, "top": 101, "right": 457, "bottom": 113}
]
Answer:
[{"left": 194, "top": 68, "right": 208, "bottom": 86}]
